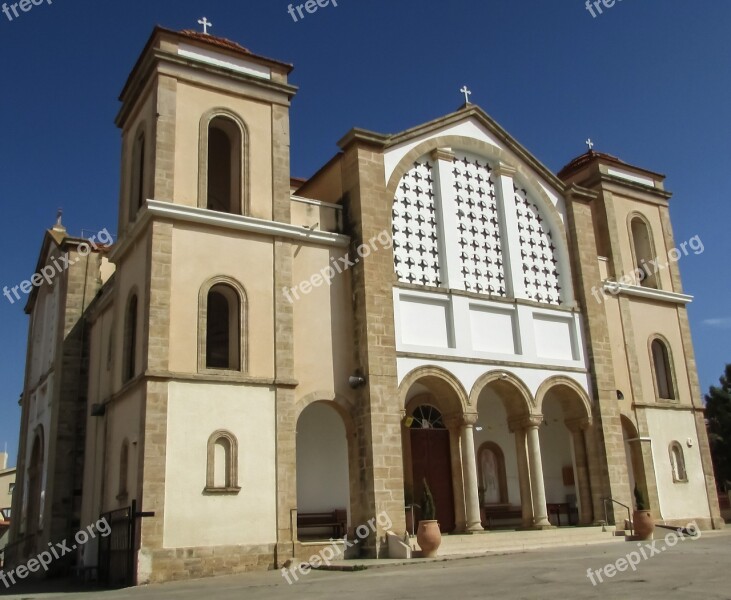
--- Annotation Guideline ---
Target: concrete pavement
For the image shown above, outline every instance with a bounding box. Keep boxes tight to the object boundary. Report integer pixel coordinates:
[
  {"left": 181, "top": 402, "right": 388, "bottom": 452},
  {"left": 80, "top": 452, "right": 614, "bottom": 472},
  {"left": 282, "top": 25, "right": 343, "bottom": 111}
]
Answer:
[{"left": 1, "top": 530, "right": 729, "bottom": 599}]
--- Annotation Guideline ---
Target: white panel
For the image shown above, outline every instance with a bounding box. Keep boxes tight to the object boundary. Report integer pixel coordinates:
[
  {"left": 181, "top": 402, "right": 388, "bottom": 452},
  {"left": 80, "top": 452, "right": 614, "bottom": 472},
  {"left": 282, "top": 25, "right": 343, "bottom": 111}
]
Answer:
[
  {"left": 399, "top": 296, "right": 451, "bottom": 348},
  {"left": 533, "top": 315, "right": 576, "bottom": 361},
  {"left": 607, "top": 167, "right": 655, "bottom": 187},
  {"left": 470, "top": 306, "right": 516, "bottom": 355},
  {"left": 178, "top": 44, "right": 272, "bottom": 80}
]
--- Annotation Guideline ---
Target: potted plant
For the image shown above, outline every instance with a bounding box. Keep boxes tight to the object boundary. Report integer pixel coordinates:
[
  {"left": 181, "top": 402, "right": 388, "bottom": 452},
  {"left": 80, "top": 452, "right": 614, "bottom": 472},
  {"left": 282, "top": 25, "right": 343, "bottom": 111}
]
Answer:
[
  {"left": 633, "top": 485, "right": 655, "bottom": 540},
  {"left": 416, "top": 479, "right": 441, "bottom": 558}
]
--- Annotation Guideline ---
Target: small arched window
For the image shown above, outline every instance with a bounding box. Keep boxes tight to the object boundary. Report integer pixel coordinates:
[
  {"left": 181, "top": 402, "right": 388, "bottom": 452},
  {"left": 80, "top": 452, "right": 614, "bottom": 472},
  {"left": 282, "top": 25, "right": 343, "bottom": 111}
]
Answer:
[
  {"left": 118, "top": 440, "right": 129, "bottom": 500},
  {"left": 630, "top": 216, "right": 658, "bottom": 289},
  {"left": 205, "top": 116, "right": 243, "bottom": 215},
  {"left": 129, "top": 131, "right": 146, "bottom": 222},
  {"left": 669, "top": 442, "right": 687, "bottom": 482},
  {"left": 123, "top": 294, "right": 138, "bottom": 384},
  {"left": 205, "top": 284, "right": 241, "bottom": 370},
  {"left": 478, "top": 442, "right": 509, "bottom": 505},
  {"left": 651, "top": 338, "right": 675, "bottom": 400},
  {"left": 205, "top": 430, "right": 240, "bottom": 493}
]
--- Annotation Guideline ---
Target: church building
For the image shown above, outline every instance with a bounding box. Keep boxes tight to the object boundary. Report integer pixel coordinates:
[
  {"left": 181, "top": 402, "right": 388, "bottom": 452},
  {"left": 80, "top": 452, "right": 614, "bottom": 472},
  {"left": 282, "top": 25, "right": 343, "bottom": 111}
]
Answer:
[{"left": 7, "top": 25, "right": 723, "bottom": 585}]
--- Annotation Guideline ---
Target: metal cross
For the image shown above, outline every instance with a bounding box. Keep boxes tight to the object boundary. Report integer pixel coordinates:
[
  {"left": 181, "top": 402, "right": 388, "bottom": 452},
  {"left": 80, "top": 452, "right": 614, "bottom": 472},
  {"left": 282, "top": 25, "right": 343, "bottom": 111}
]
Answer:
[
  {"left": 586, "top": 138, "right": 595, "bottom": 151},
  {"left": 198, "top": 17, "right": 213, "bottom": 35},
  {"left": 460, "top": 85, "right": 472, "bottom": 105}
]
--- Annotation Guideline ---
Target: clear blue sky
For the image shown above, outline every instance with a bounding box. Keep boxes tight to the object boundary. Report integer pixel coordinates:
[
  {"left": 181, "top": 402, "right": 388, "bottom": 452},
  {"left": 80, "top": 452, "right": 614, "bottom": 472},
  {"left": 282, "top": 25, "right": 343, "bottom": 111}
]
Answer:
[{"left": 0, "top": 0, "right": 729, "bottom": 466}]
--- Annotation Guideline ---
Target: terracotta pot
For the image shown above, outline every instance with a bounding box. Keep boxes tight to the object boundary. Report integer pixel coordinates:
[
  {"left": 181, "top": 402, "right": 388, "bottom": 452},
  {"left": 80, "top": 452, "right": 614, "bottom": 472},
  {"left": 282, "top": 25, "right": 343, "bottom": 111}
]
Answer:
[
  {"left": 416, "top": 520, "right": 441, "bottom": 558},
  {"left": 633, "top": 510, "right": 655, "bottom": 540}
]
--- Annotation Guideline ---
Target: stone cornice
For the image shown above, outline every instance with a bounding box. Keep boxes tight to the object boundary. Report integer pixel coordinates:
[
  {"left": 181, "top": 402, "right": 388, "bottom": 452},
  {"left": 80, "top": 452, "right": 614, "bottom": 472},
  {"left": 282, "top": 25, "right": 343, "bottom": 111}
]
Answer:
[
  {"left": 109, "top": 200, "right": 350, "bottom": 263},
  {"left": 602, "top": 281, "right": 693, "bottom": 305}
]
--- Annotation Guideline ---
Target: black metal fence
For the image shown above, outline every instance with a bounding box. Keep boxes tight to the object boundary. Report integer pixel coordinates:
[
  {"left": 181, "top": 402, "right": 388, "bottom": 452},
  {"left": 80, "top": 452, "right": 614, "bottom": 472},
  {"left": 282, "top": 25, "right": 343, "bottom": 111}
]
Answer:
[{"left": 97, "top": 502, "right": 135, "bottom": 588}]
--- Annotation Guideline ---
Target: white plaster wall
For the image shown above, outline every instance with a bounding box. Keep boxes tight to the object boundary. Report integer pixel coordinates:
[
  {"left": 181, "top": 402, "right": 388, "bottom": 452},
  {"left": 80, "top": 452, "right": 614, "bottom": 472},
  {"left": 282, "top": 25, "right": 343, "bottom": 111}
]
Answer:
[
  {"left": 296, "top": 403, "right": 349, "bottom": 515},
  {"left": 164, "top": 382, "right": 277, "bottom": 548},
  {"left": 394, "top": 289, "right": 585, "bottom": 372},
  {"left": 645, "top": 409, "right": 711, "bottom": 521}
]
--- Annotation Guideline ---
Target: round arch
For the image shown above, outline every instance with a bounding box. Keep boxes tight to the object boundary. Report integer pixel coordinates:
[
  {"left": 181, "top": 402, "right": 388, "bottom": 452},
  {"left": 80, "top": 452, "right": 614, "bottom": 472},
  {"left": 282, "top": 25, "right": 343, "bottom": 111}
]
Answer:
[
  {"left": 398, "top": 366, "right": 470, "bottom": 417},
  {"left": 469, "top": 370, "right": 535, "bottom": 420},
  {"left": 534, "top": 376, "right": 593, "bottom": 424}
]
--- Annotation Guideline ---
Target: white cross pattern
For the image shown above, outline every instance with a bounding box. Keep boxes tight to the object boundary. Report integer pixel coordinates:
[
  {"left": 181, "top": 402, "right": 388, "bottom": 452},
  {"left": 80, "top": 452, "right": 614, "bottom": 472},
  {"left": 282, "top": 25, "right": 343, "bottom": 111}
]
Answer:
[
  {"left": 586, "top": 138, "right": 594, "bottom": 151},
  {"left": 198, "top": 17, "right": 213, "bottom": 35},
  {"left": 460, "top": 85, "right": 472, "bottom": 105}
]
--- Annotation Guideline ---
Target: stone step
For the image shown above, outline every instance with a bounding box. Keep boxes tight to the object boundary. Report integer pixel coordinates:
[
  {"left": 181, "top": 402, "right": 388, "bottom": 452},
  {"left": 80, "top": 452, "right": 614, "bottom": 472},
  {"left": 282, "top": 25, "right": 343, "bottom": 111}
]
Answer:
[{"left": 411, "top": 526, "right": 625, "bottom": 556}]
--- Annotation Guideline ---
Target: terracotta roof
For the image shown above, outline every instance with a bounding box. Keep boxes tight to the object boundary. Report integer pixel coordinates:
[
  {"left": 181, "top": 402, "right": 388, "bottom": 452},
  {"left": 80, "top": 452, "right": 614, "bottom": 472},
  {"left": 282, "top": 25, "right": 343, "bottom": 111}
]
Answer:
[
  {"left": 178, "top": 29, "right": 252, "bottom": 54},
  {"left": 558, "top": 150, "right": 664, "bottom": 180},
  {"left": 558, "top": 150, "right": 621, "bottom": 179}
]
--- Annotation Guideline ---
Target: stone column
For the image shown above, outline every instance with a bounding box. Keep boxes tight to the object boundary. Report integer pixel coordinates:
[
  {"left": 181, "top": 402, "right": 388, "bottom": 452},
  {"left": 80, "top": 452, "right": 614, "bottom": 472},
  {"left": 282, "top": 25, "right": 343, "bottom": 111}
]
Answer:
[
  {"left": 445, "top": 417, "right": 467, "bottom": 532},
  {"left": 460, "top": 414, "right": 483, "bottom": 532},
  {"left": 511, "top": 425, "right": 534, "bottom": 528},
  {"left": 525, "top": 416, "right": 551, "bottom": 528},
  {"left": 567, "top": 418, "right": 594, "bottom": 525}
]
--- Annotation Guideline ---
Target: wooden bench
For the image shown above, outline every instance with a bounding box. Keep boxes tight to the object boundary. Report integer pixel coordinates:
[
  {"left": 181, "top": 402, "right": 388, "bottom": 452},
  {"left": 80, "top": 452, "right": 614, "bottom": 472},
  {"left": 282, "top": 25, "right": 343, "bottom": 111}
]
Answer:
[
  {"left": 481, "top": 504, "right": 523, "bottom": 529},
  {"left": 297, "top": 509, "right": 347, "bottom": 538}
]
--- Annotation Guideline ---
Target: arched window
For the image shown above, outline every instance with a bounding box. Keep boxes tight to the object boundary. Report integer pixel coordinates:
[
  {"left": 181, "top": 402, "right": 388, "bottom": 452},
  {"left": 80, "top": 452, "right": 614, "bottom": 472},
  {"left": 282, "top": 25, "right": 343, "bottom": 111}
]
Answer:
[
  {"left": 630, "top": 216, "right": 658, "bottom": 289},
  {"left": 478, "top": 442, "right": 508, "bottom": 505},
  {"left": 651, "top": 338, "right": 675, "bottom": 400},
  {"left": 129, "top": 129, "right": 146, "bottom": 222},
  {"left": 408, "top": 405, "right": 445, "bottom": 429},
  {"left": 199, "top": 112, "right": 246, "bottom": 215},
  {"left": 205, "top": 284, "right": 241, "bottom": 370},
  {"left": 118, "top": 440, "right": 129, "bottom": 500},
  {"left": 123, "top": 294, "right": 138, "bottom": 383},
  {"left": 205, "top": 430, "right": 240, "bottom": 493},
  {"left": 669, "top": 442, "right": 687, "bottom": 482}
]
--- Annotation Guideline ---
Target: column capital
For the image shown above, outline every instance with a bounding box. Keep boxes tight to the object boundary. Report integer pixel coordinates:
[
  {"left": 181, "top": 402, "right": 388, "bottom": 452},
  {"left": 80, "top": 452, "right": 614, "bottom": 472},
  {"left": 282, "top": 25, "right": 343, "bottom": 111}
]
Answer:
[
  {"left": 462, "top": 412, "right": 479, "bottom": 427},
  {"left": 430, "top": 147, "right": 455, "bottom": 162},
  {"left": 508, "top": 414, "right": 544, "bottom": 432},
  {"left": 493, "top": 161, "right": 517, "bottom": 178},
  {"left": 565, "top": 417, "right": 592, "bottom": 433}
]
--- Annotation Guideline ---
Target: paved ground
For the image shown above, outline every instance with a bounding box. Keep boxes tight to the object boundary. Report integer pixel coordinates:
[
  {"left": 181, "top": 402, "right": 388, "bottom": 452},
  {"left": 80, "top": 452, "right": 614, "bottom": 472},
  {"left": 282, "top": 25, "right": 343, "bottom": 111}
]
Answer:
[{"left": 1, "top": 530, "right": 729, "bottom": 599}]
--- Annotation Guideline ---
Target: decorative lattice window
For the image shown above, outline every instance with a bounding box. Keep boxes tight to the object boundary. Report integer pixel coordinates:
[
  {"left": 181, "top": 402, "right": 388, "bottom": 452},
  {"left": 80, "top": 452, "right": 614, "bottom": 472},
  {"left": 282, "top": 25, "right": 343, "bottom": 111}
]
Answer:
[
  {"left": 452, "top": 153, "right": 506, "bottom": 296},
  {"left": 514, "top": 186, "right": 561, "bottom": 305},
  {"left": 393, "top": 160, "right": 442, "bottom": 286}
]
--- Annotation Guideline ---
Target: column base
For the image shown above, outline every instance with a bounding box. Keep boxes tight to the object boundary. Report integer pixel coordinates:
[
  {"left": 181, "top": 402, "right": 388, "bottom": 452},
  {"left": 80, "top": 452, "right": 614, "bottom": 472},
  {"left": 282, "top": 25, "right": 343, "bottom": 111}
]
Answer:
[{"left": 530, "top": 519, "right": 553, "bottom": 530}]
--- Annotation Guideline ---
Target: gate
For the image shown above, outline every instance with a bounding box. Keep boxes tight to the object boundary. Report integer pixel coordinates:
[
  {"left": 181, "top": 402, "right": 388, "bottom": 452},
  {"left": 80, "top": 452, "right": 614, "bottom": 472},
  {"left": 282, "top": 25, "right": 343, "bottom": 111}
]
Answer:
[{"left": 98, "top": 501, "right": 135, "bottom": 588}]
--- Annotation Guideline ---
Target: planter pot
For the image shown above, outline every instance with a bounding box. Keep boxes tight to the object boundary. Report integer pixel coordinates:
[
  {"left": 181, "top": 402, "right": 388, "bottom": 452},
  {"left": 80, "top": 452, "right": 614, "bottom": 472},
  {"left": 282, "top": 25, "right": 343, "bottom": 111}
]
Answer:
[
  {"left": 633, "top": 510, "right": 655, "bottom": 540},
  {"left": 416, "top": 520, "right": 441, "bottom": 558}
]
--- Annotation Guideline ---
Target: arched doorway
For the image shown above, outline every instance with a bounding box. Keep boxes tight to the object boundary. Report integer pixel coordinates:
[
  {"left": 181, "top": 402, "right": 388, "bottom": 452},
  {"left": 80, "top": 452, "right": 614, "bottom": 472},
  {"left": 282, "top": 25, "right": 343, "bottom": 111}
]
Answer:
[
  {"left": 472, "top": 374, "right": 536, "bottom": 529},
  {"left": 622, "top": 415, "right": 648, "bottom": 509},
  {"left": 407, "top": 404, "right": 456, "bottom": 532},
  {"left": 536, "top": 377, "right": 595, "bottom": 526},
  {"left": 25, "top": 430, "right": 44, "bottom": 555},
  {"left": 296, "top": 402, "right": 350, "bottom": 539}
]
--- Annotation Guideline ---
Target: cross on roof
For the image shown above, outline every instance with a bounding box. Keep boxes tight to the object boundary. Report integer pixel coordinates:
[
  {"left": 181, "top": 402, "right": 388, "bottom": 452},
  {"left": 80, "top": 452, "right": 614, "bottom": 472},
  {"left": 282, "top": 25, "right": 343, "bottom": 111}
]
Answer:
[
  {"left": 460, "top": 85, "right": 472, "bottom": 105},
  {"left": 198, "top": 17, "right": 213, "bottom": 35},
  {"left": 586, "top": 138, "right": 594, "bottom": 151}
]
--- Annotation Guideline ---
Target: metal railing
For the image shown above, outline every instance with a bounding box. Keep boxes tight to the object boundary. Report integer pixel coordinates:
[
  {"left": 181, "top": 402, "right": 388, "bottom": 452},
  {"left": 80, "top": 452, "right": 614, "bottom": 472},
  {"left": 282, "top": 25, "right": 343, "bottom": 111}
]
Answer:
[{"left": 602, "top": 497, "right": 633, "bottom": 536}]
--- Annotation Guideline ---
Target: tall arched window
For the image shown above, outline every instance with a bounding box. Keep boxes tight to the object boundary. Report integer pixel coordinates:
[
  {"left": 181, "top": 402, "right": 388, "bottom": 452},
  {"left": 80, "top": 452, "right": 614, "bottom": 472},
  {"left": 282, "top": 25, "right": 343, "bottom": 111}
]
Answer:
[
  {"left": 205, "top": 430, "right": 240, "bottom": 493},
  {"left": 123, "top": 294, "right": 138, "bottom": 384},
  {"left": 118, "top": 439, "right": 129, "bottom": 500},
  {"left": 651, "top": 338, "right": 675, "bottom": 400},
  {"left": 206, "top": 285, "right": 240, "bottom": 370},
  {"left": 202, "top": 115, "right": 244, "bottom": 215},
  {"left": 129, "top": 129, "right": 146, "bottom": 222},
  {"left": 199, "top": 279, "right": 246, "bottom": 373},
  {"left": 630, "top": 216, "right": 658, "bottom": 289},
  {"left": 669, "top": 442, "right": 687, "bottom": 482}
]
